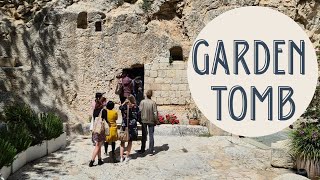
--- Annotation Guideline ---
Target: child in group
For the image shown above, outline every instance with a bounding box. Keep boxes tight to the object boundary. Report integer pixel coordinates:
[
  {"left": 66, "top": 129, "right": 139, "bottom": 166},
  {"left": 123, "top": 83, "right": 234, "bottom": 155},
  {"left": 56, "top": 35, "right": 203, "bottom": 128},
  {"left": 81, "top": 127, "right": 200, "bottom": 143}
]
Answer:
[{"left": 104, "top": 101, "right": 118, "bottom": 162}]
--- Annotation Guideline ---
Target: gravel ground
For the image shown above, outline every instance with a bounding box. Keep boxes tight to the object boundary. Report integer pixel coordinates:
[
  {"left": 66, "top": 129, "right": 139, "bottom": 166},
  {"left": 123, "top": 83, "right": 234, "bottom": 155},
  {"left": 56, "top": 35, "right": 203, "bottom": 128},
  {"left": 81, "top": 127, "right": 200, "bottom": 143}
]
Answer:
[{"left": 8, "top": 135, "right": 291, "bottom": 180}]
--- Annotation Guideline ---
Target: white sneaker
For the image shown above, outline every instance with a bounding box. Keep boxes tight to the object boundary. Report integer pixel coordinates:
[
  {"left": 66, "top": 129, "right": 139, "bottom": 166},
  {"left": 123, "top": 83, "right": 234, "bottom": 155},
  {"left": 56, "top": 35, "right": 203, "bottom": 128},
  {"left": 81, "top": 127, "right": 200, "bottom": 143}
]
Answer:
[
  {"left": 124, "top": 156, "right": 131, "bottom": 162},
  {"left": 149, "top": 151, "right": 155, "bottom": 156},
  {"left": 119, "top": 157, "right": 125, "bottom": 163}
]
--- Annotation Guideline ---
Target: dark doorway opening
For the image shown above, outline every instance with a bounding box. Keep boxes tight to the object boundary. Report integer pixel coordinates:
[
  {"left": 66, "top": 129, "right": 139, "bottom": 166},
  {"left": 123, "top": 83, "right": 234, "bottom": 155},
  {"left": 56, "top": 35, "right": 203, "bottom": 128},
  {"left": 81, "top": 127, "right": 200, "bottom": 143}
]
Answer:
[
  {"left": 123, "top": 65, "right": 144, "bottom": 88},
  {"left": 170, "top": 46, "right": 183, "bottom": 61},
  {"left": 123, "top": 65, "right": 144, "bottom": 105},
  {"left": 95, "top": 21, "right": 102, "bottom": 32}
]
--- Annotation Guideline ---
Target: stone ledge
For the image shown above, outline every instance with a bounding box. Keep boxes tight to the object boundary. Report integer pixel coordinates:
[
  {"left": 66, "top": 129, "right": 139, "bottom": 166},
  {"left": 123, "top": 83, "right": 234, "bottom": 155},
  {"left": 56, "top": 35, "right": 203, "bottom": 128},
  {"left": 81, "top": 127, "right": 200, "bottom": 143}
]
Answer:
[
  {"left": 271, "top": 139, "right": 293, "bottom": 169},
  {"left": 82, "top": 123, "right": 209, "bottom": 137},
  {"left": 154, "top": 124, "right": 209, "bottom": 136},
  {"left": 273, "top": 173, "right": 309, "bottom": 180}
]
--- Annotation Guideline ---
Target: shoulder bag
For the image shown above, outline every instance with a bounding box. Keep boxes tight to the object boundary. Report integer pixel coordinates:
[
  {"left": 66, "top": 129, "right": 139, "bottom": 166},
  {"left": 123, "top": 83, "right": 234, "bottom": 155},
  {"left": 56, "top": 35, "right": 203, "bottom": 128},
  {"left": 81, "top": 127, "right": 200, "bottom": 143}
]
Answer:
[
  {"left": 118, "top": 105, "right": 129, "bottom": 142},
  {"left": 93, "top": 109, "right": 109, "bottom": 136}
]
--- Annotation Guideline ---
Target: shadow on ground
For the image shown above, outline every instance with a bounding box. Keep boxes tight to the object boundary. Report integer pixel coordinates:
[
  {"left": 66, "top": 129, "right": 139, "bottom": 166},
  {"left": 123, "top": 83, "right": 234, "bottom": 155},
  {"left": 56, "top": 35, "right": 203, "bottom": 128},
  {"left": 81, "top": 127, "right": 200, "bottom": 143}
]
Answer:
[{"left": 100, "top": 143, "right": 170, "bottom": 164}]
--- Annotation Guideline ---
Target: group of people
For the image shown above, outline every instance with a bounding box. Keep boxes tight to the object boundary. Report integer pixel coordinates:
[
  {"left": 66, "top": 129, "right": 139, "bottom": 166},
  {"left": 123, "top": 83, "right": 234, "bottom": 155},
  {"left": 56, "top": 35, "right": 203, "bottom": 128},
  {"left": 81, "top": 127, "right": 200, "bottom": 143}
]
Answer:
[
  {"left": 88, "top": 71, "right": 158, "bottom": 167},
  {"left": 116, "top": 71, "right": 144, "bottom": 106}
]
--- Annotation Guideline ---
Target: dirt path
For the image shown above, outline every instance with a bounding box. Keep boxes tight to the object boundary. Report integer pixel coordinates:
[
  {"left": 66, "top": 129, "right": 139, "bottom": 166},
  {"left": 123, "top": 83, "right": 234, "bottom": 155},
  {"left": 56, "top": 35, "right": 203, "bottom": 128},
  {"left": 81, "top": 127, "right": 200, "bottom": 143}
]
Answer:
[{"left": 9, "top": 135, "right": 291, "bottom": 180}]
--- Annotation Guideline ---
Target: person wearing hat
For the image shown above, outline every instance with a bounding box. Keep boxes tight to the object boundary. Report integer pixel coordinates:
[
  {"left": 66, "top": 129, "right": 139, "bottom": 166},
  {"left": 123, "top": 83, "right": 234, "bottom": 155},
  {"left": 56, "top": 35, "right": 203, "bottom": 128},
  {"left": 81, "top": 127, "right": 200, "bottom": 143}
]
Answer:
[{"left": 91, "top": 92, "right": 105, "bottom": 111}]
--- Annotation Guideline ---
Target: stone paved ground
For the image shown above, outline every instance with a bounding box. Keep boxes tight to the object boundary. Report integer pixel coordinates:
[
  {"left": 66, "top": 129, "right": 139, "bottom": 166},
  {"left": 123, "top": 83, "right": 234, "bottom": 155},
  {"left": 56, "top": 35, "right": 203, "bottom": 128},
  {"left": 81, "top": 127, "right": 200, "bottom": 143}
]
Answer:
[{"left": 9, "top": 136, "right": 292, "bottom": 180}]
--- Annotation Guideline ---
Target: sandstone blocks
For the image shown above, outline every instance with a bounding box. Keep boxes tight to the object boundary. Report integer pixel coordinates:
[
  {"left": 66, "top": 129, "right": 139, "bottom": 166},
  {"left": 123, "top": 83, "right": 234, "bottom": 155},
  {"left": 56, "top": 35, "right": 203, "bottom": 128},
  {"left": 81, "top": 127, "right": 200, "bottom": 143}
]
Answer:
[{"left": 144, "top": 61, "right": 189, "bottom": 105}]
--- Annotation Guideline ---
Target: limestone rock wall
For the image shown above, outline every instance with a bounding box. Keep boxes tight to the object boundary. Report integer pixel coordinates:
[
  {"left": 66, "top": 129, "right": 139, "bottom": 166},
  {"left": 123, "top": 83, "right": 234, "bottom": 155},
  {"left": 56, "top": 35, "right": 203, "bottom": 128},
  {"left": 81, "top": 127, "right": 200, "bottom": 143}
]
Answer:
[
  {"left": 0, "top": 0, "right": 319, "bottom": 128},
  {"left": 183, "top": 0, "right": 320, "bottom": 43}
]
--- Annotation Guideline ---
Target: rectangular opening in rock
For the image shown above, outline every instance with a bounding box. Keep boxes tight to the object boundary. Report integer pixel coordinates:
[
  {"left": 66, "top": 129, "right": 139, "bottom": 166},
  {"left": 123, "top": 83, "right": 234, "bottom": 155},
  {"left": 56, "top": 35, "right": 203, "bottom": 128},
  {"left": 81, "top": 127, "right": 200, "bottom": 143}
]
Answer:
[
  {"left": 95, "top": 21, "right": 102, "bottom": 32},
  {"left": 170, "top": 46, "right": 183, "bottom": 61}
]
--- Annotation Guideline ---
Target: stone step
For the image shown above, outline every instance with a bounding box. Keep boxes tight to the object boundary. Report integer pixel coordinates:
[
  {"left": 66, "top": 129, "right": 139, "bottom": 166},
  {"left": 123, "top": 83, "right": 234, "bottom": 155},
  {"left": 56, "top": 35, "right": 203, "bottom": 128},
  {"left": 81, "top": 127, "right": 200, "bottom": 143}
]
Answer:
[
  {"left": 270, "top": 139, "right": 293, "bottom": 169},
  {"left": 273, "top": 173, "right": 309, "bottom": 180},
  {"left": 80, "top": 123, "right": 209, "bottom": 137},
  {"left": 153, "top": 124, "right": 209, "bottom": 136}
]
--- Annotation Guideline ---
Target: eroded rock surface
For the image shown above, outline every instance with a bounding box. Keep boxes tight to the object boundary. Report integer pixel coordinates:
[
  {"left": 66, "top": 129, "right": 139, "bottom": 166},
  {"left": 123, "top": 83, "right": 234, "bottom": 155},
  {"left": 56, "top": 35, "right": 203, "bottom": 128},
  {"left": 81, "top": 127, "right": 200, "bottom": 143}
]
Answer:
[{"left": 0, "top": 0, "right": 319, "bottom": 127}]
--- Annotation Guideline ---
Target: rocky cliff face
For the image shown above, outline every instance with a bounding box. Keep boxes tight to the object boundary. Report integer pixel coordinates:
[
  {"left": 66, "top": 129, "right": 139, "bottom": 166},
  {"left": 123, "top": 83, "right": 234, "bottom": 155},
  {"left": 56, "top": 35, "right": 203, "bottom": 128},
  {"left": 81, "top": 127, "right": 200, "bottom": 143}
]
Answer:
[{"left": 0, "top": 0, "right": 319, "bottom": 127}]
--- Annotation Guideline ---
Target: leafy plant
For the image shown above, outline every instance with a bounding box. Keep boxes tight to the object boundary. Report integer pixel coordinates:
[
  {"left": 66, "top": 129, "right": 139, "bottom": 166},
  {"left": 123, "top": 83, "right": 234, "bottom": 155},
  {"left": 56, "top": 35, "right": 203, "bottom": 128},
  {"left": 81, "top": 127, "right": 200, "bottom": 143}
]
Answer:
[
  {"left": 186, "top": 108, "right": 201, "bottom": 120},
  {"left": 0, "top": 138, "right": 17, "bottom": 169},
  {"left": 40, "top": 113, "right": 63, "bottom": 140},
  {"left": 290, "top": 120, "right": 320, "bottom": 164},
  {"left": 26, "top": 115, "right": 45, "bottom": 146},
  {"left": 293, "top": 46, "right": 320, "bottom": 160},
  {"left": 3, "top": 103, "right": 44, "bottom": 145},
  {"left": 3, "top": 103, "right": 36, "bottom": 123},
  {"left": 0, "top": 123, "right": 32, "bottom": 153}
]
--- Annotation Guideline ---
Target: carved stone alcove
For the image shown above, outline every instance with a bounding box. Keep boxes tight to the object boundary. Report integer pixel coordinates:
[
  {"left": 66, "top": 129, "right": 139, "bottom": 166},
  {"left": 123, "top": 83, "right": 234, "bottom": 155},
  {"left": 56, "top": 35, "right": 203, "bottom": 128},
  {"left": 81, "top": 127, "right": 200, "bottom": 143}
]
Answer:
[
  {"left": 95, "top": 21, "right": 102, "bottom": 32},
  {"left": 77, "top": 12, "right": 88, "bottom": 29},
  {"left": 170, "top": 46, "right": 183, "bottom": 61}
]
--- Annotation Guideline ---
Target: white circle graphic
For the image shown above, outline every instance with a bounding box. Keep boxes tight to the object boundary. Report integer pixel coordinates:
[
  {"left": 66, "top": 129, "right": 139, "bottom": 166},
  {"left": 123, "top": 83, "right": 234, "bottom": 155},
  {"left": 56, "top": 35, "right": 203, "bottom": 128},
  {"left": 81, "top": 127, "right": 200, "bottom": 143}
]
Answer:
[{"left": 187, "top": 7, "right": 318, "bottom": 137}]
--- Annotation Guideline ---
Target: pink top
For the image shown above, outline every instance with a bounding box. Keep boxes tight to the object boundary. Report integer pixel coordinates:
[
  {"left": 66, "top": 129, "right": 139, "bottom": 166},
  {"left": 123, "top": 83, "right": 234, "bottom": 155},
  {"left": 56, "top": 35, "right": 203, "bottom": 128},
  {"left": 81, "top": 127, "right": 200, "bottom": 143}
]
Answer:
[{"left": 122, "top": 76, "right": 132, "bottom": 97}]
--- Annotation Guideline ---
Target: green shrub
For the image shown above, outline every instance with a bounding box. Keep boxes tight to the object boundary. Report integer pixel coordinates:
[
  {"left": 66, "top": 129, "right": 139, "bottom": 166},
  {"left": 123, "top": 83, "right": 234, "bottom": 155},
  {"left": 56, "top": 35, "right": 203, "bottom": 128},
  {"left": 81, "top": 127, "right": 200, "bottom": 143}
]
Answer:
[
  {"left": 290, "top": 121, "right": 320, "bottom": 162},
  {"left": 3, "top": 103, "right": 35, "bottom": 123},
  {"left": 40, "top": 113, "right": 63, "bottom": 140},
  {"left": 0, "top": 123, "right": 32, "bottom": 153},
  {"left": 0, "top": 139, "right": 17, "bottom": 169},
  {"left": 25, "top": 115, "right": 45, "bottom": 146},
  {"left": 292, "top": 46, "right": 320, "bottom": 161},
  {"left": 3, "top": 103, "right": 45, "bottom": 146}
]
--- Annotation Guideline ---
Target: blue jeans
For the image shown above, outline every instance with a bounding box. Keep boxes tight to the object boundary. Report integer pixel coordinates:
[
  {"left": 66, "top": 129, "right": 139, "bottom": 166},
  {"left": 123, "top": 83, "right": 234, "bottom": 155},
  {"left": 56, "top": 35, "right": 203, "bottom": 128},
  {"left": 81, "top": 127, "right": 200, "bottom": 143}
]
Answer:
[{"left": 141, "top": 123, "right": 155, "bottom": 152}]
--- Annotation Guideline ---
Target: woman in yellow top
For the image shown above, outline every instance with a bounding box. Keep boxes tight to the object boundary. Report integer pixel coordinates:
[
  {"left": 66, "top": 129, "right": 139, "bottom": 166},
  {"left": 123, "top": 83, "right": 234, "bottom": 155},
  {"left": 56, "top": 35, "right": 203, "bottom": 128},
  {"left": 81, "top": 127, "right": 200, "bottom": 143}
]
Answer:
[{"left": 104, "top": 101, "right": 118, "bottom": 160}]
